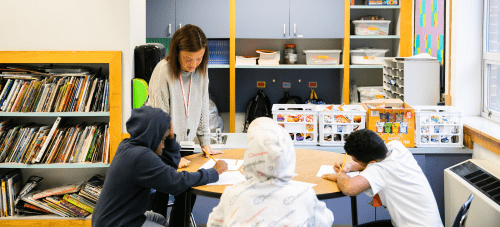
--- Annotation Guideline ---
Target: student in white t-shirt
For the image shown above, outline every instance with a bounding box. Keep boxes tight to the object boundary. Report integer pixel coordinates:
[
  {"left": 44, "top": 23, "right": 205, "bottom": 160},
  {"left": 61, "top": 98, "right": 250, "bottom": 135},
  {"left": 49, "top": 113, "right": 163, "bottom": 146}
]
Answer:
[{"left": 323, "top": 129, "right": 443, "bottom": 227}]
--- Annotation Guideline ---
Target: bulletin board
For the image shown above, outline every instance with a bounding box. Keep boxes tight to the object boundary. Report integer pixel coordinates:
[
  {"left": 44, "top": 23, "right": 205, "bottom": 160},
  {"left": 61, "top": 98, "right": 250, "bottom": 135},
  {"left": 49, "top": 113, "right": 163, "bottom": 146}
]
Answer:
[{"left": 414, "top": 0, "right": 445, "bottom": 93}]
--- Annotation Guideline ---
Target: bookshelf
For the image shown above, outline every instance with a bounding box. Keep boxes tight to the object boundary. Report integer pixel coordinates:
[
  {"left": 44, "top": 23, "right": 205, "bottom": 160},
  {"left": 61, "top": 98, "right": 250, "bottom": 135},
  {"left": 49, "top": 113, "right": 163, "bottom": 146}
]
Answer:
[{"left": 0, "top": 51, "right": 122, "bottom": 226}]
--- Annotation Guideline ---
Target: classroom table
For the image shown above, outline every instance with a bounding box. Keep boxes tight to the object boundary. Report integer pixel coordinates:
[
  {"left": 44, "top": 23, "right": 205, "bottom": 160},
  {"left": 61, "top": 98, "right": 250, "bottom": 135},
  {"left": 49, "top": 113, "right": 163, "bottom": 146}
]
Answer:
[{"left": 179, "top": 148, "right": 359, "bottom": 227}]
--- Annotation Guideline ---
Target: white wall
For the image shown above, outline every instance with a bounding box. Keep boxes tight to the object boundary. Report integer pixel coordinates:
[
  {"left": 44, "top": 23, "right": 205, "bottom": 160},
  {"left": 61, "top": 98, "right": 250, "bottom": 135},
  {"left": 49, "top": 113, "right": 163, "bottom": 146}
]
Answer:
[
  {"left": 450, "top": 0, "right": 483, "bottom": 116},
  {"left": 0, "top": 0, "right": 146, "bottom": 132}
]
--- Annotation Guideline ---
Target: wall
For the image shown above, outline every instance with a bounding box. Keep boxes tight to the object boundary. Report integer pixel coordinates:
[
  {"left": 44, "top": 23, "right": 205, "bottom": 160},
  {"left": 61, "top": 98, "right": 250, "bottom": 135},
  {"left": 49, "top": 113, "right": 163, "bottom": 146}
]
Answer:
[
  {"left": 450, "top": 0, "right": 482, "bottom": 116},
  {"left": 0, "top": 0, "right": 146, "bottom": 132}
]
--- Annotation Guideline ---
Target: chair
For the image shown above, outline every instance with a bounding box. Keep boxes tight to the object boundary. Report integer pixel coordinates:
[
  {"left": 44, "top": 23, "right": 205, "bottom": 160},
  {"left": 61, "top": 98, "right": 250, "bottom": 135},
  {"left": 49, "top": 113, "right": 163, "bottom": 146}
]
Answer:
[
  {"left": 165, "top": 198, "right": 197, "bottom": 227},
  {"left": 452, "top": 193, "right": 474, "bottom": 227}
]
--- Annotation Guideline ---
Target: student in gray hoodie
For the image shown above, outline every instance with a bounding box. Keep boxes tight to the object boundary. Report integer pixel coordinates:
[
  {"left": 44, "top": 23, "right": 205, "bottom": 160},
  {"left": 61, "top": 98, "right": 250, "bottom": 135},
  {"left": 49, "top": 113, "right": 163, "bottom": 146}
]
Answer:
[{"left": 92, "top": 106, "right": 227, "bottom": 227}]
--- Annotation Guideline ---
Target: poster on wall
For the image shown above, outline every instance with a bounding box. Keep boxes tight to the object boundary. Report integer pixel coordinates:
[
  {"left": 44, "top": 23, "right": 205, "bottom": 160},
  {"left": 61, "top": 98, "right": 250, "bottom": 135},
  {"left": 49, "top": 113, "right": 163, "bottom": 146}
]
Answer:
[{"left": 414, "top": 0, "right": 445, "bottom": 94}]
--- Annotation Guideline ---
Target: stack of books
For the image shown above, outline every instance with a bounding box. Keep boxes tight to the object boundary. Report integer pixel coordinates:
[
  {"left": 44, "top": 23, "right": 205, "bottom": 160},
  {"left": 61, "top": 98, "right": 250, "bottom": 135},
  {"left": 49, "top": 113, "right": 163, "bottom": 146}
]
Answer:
[
  {"left": 0, "top": 70, "right": 109, "bottom": 113},
  {"left": 235, "top": 56, "right": 258, "bottom": 66},
  {"left": 0, "top": 169, "right": 22, "bottom": 217},
  {"left": 2, "top": 174, "right": 105, "bottom": 218},
  {"left": 0, "top": 117, "right": 110, "bottom": 165},
  {"left": 257, "top": 50, "right": 280, "bottom": 66}
]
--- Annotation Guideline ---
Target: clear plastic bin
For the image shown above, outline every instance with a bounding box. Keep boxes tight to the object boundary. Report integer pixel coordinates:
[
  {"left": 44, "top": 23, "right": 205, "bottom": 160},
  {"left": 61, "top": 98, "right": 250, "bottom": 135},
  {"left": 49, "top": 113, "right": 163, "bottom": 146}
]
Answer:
[
  {"left": 272, "top": 104, "right": 318, "bottom": 145},
  {"left": 303, "top": 50, "right": 342, "bottom": 65},
  {"left": 317, "top": 105, "right": 366, "bottom": 146},
  {"left": 415, "top": 106, "right": 464, "bottom": 147},
  {"left": 350, "top": 49, "right": 389, "bottom": 65},
  {"left": 352, "top": 20, "right": 391, "bottom": 36}
]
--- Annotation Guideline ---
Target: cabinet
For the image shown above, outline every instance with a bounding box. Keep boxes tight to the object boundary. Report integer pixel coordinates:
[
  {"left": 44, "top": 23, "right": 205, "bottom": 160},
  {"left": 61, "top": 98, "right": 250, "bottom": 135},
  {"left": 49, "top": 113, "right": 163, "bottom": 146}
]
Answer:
[
  {"left": 236, "top": 0, "right": 344, "bottom": 39},
  {"left": 147, "top": 0, "right": 229, "bottom": 39},
  {"left": 0, "top": 51, "right": 122, "bottom": 226}
]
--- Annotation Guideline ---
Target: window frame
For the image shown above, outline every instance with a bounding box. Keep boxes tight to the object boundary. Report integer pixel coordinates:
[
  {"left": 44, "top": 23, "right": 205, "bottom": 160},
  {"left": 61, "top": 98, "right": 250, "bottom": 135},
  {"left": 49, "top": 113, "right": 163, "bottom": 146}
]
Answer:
[{"left": 482, "top": 0, "right": 500, "bottom": 124}]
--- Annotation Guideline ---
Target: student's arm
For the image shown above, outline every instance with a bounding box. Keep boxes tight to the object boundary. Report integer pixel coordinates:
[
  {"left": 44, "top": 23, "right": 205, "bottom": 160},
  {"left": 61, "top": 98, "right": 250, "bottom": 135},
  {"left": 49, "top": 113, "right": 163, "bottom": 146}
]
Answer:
[
  {"left": 134, "top": 150, "right": 219, "bottom": 196},
  {"left": 323, "top": 174, "right": 371, "bottom": 197},
  {"left": 158, "top": 134, "right": 181, "bottom": 169},
  {"left": 333, "top": 161, "right": 365, "bottom": 173}
]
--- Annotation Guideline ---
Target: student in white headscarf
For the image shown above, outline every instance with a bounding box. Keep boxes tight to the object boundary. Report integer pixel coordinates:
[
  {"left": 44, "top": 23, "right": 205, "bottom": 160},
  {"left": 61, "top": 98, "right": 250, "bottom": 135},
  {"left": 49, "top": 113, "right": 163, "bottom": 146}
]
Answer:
[{"left": 207, "top": 117, "right": 334, "bottom": 227}]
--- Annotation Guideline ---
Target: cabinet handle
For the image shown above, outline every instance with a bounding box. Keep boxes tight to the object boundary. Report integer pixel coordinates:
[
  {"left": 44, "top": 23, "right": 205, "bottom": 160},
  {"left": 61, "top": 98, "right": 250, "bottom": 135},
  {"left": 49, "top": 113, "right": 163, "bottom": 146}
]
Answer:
[
  {"left": 283, "top": 24, "right": 286, "bottom": 35},
  {"left": 294, "top": 24, "right": 296, "bottom": 35},
  {"left": 179, "top": 23, "right": 182, "bottom": 29},
  {"left": 168, "top": 24, "right": 171, "bottom": 35}
]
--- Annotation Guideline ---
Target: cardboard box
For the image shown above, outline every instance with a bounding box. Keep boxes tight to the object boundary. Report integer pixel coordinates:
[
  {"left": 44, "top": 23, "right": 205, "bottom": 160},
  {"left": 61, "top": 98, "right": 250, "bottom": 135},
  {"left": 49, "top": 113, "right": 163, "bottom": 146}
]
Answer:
[{"left": 362, "top": 99, "right": 415, "bottom": 147}]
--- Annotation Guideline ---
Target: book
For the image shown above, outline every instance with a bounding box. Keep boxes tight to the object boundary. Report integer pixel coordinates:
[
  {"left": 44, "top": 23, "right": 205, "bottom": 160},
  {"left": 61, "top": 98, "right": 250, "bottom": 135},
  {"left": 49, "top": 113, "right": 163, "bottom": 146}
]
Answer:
[
  {"left": 63, "top": 194, "right": 94, "bottom": 213},
  {"left": 77, "top": 76, "right": 91, "bottom": 112},
  {"left": 43, "top": 197, "right": 77, "bottom": 217},
  {"left": 2, "top": 179, "right": 7, "bottom": 216},
  {"left": 6, "top": 169, "right": 22, "bottom": 216},
  {"left": 58, "top": 198, "right": 91, "bottom": 217},
  {"left": 33, "top": 117, "right": 62, "bottom": 163},
  {"left": 92, "top": 79, "right": 104, "bottom": 112},
  {"left": 31, "top": 182, "right": 83, "bottom": 200},
  {"left": 15, "top": 175, "right": 43, "bottom": 205},
  {"left": 35, "top": 83, "right": 50, "bottom": 112},
  {"left": 43, "top": 129, "right": 64, "bottom": 163},
  {"left": 85, "top": 79, "right": 98, "bottom": 112},
  {"left": 0, "top": 79, "right": 13, "bottom": 107},
  {"left": 8, "top": 80, "right": 28, "bottom": 112},
  {"left": 2, "top": 80, "right": 20, "bottom": 111},
  {"left": 21, "top": 192, "right": 67, "bottom": 217}
]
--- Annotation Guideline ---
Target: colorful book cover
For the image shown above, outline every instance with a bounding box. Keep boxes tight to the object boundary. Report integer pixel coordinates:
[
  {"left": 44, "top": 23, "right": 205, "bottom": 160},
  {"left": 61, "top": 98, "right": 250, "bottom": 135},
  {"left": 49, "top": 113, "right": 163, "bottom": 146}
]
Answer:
[{"left": 63, "top": 194, "right": 94, "bottom": 213}]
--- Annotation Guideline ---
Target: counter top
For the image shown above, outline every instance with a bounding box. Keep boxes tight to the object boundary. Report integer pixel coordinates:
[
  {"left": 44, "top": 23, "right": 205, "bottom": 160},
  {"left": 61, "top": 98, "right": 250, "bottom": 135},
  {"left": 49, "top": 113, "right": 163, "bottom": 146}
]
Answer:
[{"left": 190, "top": 133, "right": 472, "bottom": 155}]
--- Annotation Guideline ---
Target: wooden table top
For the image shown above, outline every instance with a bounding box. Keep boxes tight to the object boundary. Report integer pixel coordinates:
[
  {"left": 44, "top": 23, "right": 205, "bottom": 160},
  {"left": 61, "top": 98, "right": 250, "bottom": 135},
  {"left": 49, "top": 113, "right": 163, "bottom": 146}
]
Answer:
[{"left": 179, "top": 148, "right": 353, "bottom": 200}]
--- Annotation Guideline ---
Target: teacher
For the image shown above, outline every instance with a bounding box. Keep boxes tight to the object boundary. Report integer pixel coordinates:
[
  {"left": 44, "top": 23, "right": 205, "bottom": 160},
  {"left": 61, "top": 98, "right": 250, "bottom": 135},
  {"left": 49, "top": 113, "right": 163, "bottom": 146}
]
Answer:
[{"left": 147, "top": 24, "right": 222, "bottom": 226}]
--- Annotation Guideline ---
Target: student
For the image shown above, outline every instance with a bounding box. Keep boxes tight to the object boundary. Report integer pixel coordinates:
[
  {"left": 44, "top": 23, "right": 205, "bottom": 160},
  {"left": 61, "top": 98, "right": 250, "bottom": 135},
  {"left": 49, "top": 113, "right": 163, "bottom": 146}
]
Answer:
[
  {"left": 92, "top": 106, "right": 228, "bottom": 227},
  {"left": 207, "top": 117, "right": 334, "bottom": 227},
  {"left": 322, "top": 129, "right": 443, "bottom": 227}
]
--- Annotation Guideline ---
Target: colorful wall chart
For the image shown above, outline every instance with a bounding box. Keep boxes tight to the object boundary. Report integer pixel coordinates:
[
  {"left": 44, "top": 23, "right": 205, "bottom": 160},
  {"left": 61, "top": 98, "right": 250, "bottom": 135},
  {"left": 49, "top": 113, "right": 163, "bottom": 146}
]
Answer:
[{"left": 414, "top": 0, "right": 445, "bottom": 63}]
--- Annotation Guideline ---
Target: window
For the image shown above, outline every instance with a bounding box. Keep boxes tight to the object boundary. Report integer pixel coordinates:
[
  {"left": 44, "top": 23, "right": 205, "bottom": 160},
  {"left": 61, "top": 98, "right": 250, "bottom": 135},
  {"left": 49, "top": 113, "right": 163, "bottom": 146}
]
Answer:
[{"left": 484, "top": 0, "right": 500, "bottom": 123}]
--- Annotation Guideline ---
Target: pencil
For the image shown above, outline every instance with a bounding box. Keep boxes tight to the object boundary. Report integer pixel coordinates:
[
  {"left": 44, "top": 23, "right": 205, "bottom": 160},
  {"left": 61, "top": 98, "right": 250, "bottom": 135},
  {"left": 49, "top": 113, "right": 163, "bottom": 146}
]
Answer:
[
  {"left": 235, "top": 159, "right": 238, "bottom": 165},
  {"left": 341, "top": 153, "right": 347, "bottom": 172},
  {"left": 202, "top": 148, "right": 217, "bottom": 162}
]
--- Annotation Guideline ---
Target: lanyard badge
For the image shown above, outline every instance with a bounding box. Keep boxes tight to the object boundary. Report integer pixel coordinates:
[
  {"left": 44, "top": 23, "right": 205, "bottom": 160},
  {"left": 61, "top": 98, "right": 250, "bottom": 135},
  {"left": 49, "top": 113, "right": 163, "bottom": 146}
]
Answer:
[{"left": 179, "top": 73, "right": 193, "bottom": 140}]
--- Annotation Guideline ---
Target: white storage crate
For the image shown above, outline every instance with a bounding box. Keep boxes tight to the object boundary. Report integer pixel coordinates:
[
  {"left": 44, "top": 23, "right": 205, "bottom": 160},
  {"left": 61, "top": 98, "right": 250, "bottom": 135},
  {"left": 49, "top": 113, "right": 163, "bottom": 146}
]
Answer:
[
  {"left": 272, "top": 104, "right": 318, "bottom": 145},
  {"left": 352, "top": 20, "right": 391, "bottom": 36},
  {"left": 317, "top": 105, "right": 366, "bottom": 146},
  {"left": 303, "top": 50, "right": 342, "bottom": 65},
  {"left": 351, "top": 49, "right": 389, "bottom": 65},
  {"left": 415, "top": 106, "right": 464, "bottom": 147}
]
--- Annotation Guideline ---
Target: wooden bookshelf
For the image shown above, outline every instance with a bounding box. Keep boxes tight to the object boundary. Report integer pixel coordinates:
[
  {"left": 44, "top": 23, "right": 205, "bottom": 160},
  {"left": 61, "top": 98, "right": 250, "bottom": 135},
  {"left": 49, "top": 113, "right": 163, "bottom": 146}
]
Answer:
[{"left": 0, "top": 51, "right": 121, "bottom": 226}]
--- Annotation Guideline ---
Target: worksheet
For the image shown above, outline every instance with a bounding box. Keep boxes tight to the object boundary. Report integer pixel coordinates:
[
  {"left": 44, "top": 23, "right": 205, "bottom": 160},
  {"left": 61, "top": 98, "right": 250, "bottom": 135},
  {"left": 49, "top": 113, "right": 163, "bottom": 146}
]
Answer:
[
  {"left": 289, "top": 180, "right": 317, "bottom": 188},
  {"left": 199, "top": 159, "right": 244, "bottom": 171},
  {"left": 207, "top": 171, "right": 246, "bottom": 185},
  {"left": 316, "top": 165, "right": 360, "bottom": 178}
]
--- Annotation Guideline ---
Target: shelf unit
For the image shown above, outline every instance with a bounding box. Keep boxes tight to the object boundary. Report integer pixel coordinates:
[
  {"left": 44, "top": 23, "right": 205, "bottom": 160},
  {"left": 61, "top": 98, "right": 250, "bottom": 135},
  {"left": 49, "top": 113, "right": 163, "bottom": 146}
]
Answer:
[{"left": 0, "top": 51, "right": 122, "bottom": 226}]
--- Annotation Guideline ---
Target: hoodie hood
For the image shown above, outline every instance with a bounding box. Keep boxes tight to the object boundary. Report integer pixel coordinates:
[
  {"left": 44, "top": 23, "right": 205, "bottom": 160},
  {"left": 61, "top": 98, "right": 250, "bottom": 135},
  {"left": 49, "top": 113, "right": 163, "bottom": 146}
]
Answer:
[
  {"left": 126, "top": 106, "right": 171, "bottom": 151},
  {"left": 243, "top": 117, "right": 295, "bottom": 184}
]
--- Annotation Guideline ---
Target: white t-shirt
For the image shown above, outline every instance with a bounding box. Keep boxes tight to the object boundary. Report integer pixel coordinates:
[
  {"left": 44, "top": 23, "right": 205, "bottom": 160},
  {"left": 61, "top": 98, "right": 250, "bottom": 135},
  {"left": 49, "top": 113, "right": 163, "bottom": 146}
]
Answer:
[{"left": 359, "top": 141, "right": 443, "bottom": 227}]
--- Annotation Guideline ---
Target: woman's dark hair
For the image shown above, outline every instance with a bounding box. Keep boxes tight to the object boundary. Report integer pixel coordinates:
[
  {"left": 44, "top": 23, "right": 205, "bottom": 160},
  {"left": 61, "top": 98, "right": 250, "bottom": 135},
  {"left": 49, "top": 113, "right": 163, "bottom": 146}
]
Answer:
[
  {"left": 344, "top": 129, "right": 388, "bottom": 163},
  {"left": 166, "top": 24, "right": 208, "bottom": 78}
]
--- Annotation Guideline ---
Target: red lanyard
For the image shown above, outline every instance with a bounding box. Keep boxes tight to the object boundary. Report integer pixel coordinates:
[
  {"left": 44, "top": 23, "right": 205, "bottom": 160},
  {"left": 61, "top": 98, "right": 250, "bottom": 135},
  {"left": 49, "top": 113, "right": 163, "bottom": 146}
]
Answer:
[{"left": 179, "top": 73, "right": 193, "bottom": 122}]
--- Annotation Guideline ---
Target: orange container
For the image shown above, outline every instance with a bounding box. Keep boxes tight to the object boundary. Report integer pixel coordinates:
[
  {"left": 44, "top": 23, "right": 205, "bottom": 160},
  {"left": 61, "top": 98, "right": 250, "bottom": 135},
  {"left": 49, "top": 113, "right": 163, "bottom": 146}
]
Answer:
[{"left": 362, "top": 99, "right": 415, "bottom": 147}]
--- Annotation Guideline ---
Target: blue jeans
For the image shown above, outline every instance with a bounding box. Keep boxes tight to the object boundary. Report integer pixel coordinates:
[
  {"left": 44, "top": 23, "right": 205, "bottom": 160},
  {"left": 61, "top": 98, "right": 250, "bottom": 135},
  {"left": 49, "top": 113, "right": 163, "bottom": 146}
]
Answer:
[{"left": 142, "top": 211, "right": 167, "bottom": 227}]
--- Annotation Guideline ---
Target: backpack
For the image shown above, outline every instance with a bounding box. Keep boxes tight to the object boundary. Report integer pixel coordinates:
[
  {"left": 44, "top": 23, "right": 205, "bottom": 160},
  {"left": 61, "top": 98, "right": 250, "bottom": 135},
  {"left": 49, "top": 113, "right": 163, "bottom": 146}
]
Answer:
[
  {"left": 243, "top": 89, "right": 272, "bottom": 132},
  {"left": 278, "top": 89, "right": 302, "bottom": 104},
  {"left": 208, "top": 93, "right": 224, "bottom": 133},
  {"left": 305, "top": 89, "right": 325, "bottom": 104}
]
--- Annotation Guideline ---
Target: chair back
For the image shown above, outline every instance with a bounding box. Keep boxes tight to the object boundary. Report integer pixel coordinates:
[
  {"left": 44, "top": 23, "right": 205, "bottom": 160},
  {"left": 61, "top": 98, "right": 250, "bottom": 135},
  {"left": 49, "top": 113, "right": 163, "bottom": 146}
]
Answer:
[{"left": 452, "top": 194, "right": 474, "bottom": 227}]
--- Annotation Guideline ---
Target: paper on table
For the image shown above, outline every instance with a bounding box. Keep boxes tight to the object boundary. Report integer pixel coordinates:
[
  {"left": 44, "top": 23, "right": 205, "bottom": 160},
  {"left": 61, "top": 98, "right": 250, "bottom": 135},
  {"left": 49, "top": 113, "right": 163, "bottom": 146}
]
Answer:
[
  {"left": 316, "top": 165, "right": 360, "bottom": 178},
  {"left": 199, "top": 159, "right": 244, "bottom": 171},
  {"left": 207, "top": 171, "right": 246, "bottom": 185},
  {"left": 290, "top": 180, "right": 317, "bottom": 188}
]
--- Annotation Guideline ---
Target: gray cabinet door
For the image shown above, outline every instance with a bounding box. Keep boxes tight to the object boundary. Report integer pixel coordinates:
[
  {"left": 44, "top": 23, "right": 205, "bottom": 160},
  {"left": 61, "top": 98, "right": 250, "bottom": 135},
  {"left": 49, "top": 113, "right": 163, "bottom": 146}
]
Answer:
[
  {"left": 290, "top": 0, "right": 344, "bottom": 38},
  {"left": 236, "top": 0, "right": 289, "bottom": 38},
  {"left": 147, "top": 0, "right": 176, "bottom": 38},
  {"left": 176, "top": 0, "right": 229, "bottom": 38}
]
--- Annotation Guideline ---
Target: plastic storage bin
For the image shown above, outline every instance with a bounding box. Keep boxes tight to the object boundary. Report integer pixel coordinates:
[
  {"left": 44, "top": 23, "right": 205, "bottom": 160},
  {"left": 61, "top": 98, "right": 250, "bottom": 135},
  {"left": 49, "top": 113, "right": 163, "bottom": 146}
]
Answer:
[
  {"left": 317, "top": 105, "right": 366, "bottom": 146},
  {"left": 303, "top": 50, "right": 342, "bottom": 65},
  {"left": 350, "top": 49, "right": 389, "bottom": 65},
  {"left": 272, "top": 104, "right": 318, "bottom": 145},
  {"left": 352, "top": 20, "right": 391, "bottom": 36},
  {"left": 414, "top": 106, "right": 464, "bottom": 147}
]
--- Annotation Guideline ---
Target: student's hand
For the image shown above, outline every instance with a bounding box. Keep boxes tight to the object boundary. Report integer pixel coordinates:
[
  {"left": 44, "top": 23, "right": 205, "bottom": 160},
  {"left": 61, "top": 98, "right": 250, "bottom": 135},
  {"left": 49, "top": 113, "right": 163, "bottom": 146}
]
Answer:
[
  {"left": 168, "top": 122, "right": 174, "bottom": 139},
  {"left": 202, "top": 145, "right": 223, "bottom": 157},
  {"left": 178, "top": 157, "right": 190, "bottom": 169},
  {"left": 213, "top": 160, "right": 228, "bottom": 175},
  {"left": 334, "top": 162, "right": 352, "bottom": 173},
  {"left": 322, "top": 173, "right": 339, "bottom": 182}
]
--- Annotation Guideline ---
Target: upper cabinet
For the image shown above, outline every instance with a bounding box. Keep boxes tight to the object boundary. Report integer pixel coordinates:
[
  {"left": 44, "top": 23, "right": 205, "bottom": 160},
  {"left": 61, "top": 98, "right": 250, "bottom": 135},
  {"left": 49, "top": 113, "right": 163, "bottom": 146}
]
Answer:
[
  {"left": 147, "top": 0, "right": 229, "bottom": 39},
  {"left": 289, "top": 0, "right": 344, "bottom": 39},
  {"left": 236, "top": 0, "right": 344, "bottom": 39}
]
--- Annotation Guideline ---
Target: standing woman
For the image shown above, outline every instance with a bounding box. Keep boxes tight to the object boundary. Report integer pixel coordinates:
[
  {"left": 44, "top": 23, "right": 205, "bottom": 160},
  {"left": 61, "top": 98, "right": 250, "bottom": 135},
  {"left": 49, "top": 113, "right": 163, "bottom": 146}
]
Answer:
[{"left": 147, "top": 24, "right": 222, "bottom": 226}]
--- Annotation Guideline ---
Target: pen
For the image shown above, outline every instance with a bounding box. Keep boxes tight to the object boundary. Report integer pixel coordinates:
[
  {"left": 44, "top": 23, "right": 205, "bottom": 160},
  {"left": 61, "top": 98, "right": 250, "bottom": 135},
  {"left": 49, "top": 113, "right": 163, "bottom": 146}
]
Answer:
[
  {"left": 202, "top": 148, "right": 217, "bottom": 162},
  {"left": 341, "top": 153, "right": 347, "bottom": 172}
]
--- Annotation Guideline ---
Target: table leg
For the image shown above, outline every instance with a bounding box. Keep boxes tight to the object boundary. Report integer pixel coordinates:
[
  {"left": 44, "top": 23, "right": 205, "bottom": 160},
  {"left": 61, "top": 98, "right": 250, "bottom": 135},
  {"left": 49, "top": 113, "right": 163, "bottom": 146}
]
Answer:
[
  {"left": 350, "top": 196, "right": 358, "bottom": 226},
  {"left": 184, "top": 190, "right": 192, "bottom": 227}
]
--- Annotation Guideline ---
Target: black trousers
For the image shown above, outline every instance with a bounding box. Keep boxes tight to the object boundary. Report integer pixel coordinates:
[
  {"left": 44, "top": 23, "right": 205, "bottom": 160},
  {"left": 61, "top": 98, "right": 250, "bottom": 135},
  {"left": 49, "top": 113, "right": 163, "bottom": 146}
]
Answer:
[{"left": 355, "top": 220, "right": 393, "bottom": 227}]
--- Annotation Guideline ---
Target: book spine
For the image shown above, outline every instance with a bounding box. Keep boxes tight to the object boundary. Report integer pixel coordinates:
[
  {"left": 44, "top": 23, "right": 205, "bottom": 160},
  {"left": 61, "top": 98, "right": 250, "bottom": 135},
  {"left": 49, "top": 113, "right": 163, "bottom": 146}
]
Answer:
[
  {"left": 33, "top": 117, "right": 61, "bottom": 163},
  {"left": 63, "top": 194, "right": 94, "bottom": 213},
  {"left": 59, "top": 199, "right": 91, "bottom": 217},
  {"left": 24, "top": 203, "right": 50, "bottom": 213}
]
